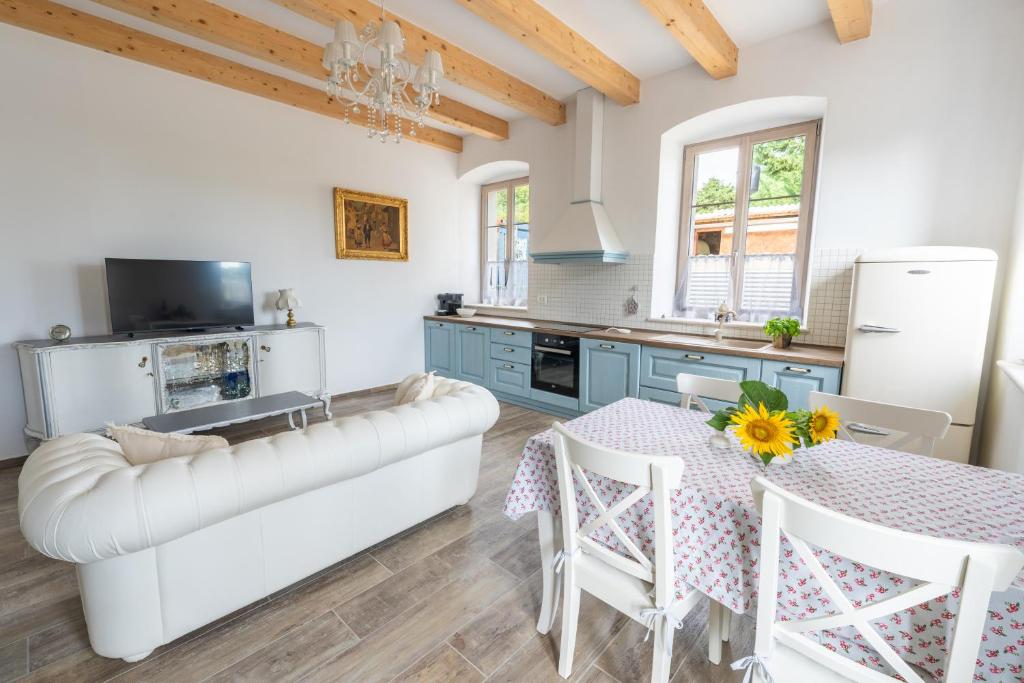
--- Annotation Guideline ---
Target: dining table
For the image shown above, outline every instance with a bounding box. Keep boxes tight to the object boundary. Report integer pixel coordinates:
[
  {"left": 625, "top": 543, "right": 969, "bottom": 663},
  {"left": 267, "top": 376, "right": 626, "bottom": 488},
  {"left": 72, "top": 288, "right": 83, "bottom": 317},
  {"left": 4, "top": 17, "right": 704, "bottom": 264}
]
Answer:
[{"left": 502, "top": 398, "right": 1024, "bottom": 682}]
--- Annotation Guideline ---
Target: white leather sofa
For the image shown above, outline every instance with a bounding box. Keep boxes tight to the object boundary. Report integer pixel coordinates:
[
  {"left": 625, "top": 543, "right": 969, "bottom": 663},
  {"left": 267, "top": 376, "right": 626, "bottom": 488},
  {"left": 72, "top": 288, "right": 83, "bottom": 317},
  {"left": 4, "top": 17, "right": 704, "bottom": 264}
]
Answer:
[{"left": 18, "top": 379, "right": 499, "bottom": 662}]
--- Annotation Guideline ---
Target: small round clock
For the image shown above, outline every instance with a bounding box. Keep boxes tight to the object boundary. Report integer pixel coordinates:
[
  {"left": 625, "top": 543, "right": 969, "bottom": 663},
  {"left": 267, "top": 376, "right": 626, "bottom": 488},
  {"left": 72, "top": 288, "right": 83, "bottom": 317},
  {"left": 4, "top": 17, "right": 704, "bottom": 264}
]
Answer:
[{"left": 48, "top": 324, "right": 72, "bottom": 342}]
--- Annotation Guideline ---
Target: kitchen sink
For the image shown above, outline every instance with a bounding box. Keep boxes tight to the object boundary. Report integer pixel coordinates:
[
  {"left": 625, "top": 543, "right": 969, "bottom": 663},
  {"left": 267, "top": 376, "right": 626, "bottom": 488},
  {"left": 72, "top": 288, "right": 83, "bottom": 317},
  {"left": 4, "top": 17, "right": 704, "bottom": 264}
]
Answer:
[{"left": 649, "top": 334, "right": 768, "bottom": 350}]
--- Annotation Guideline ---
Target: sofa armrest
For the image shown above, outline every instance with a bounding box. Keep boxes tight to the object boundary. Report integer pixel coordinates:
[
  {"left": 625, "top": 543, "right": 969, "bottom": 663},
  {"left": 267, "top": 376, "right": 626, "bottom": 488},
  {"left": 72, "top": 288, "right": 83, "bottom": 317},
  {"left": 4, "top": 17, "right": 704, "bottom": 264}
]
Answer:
[{"left": 19, "top": 383, "right": 499, "bottom": 564}]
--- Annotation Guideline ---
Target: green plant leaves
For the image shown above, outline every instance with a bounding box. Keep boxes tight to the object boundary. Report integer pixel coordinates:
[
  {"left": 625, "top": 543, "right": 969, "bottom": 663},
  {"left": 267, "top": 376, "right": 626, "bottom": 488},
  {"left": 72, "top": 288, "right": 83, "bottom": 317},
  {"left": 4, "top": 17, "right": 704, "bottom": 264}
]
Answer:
[
  {"left": 763, "top": 317, "right": 801, "bottom": 339},
  {"left": 738, "top": 380, "right": 788, "bottom": 412}
]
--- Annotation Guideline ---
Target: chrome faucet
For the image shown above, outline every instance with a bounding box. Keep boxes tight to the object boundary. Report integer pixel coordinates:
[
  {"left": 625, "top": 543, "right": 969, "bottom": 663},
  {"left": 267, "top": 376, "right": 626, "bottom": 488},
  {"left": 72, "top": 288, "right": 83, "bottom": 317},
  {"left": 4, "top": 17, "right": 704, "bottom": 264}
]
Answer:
[{"left": 714, "top": 302, "right": 736, "bottom": 342}]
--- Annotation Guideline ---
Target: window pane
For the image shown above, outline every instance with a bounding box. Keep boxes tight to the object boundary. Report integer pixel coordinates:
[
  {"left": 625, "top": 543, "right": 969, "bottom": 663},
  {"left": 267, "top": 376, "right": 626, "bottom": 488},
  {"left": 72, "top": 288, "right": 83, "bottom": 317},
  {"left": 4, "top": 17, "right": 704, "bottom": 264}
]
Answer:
[
  {"left": 513, "top": 184, "right": 529, "bottom": 224},
  {"left": 486, "top": 187, "right": 507, "bottom": 227},
  {"left": 514, "top": 224, "right": 529, "bottom": 261},
  {"left": 486, "top": 225, "right": 507, "bottom": 262},
  {"left": 683, "top": 147, "right": 738, "bottom": 313},
  {"left": 740, "top": 135, "right": 806, "bottom": 317}
]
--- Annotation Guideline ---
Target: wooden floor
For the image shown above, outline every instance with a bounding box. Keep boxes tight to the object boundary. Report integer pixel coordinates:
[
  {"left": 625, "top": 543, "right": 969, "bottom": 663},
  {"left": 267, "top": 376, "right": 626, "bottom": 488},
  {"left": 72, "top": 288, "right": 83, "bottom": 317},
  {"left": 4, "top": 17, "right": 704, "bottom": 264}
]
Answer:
[{"left": 0, "top": 391, "right": 752, "bottom": 682}]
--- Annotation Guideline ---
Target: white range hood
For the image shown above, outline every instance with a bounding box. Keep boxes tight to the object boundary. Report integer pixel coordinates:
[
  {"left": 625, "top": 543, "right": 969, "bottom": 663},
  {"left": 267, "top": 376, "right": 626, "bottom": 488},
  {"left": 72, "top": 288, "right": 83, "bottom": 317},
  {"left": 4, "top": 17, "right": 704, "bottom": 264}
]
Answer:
[{"left": 530, "top": 89, "right": 627, "bottom": 264}]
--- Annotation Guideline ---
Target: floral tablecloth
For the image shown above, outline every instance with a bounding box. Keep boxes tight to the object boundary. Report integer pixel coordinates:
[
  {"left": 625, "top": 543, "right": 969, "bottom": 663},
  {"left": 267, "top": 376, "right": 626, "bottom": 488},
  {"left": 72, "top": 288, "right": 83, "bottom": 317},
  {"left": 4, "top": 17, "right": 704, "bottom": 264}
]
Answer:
[{"left": 502, "top": 398, "right": 1024, "bottom": 682}]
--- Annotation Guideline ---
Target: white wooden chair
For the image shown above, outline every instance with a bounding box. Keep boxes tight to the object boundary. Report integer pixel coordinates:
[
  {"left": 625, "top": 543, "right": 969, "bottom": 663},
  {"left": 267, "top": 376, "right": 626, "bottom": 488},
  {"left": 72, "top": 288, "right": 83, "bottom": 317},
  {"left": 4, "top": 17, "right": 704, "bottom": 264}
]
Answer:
[
  {"left": 551, "top": 422, "right": 707, "bottom": 682},
  {"left": 808, "top": 391, "right": 952, "bottom": 457},
  {"left": 675, "top": 371, "right": 741, "bottom": 654},
  {"left": 676, "top": 373, "right": 743, "bottom": 412},
  {"left": 744, "top": 476, "right": 1024, "bottom": 683}
]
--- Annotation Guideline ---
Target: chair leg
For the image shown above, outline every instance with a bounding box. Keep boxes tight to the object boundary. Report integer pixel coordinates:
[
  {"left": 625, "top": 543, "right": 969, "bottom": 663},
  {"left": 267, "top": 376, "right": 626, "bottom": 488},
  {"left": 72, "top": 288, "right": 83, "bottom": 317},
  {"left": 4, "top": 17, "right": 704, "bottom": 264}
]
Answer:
[
  {"left": 558, "top": 581, "right": 582, "bottom": 678},
  {"left": 652, "top": 620, "right": 673, "bottom": 683},
  {"left": 721, "top": 606, "right": 732, "bottom": 642},
  {"left": 708, "top": 600, "right": 723, "bottom": 665}
]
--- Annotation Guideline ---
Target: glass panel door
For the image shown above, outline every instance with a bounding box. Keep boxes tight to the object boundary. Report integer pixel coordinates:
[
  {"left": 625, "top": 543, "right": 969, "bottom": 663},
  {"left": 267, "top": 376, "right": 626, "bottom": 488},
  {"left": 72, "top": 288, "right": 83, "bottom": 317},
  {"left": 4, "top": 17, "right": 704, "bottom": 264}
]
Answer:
[
  {"left": 680, "top": 146, "right": 739, "bottom": 316},
  {"left": 484, "top": 186, "right": 508, "bottom": 305},
  {"left": 158, "top": 338, "right": 254, "bottom": 411},
  {"left": 739, "top": 133, "right": 806, "bottom": 318}
]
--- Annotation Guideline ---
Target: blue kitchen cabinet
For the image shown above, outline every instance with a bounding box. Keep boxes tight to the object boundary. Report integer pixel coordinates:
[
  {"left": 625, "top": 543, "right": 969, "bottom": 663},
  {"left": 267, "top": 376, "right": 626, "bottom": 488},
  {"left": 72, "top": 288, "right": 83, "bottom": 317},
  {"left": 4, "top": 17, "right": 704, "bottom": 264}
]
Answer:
[
  {"left": 424, "top": 320, "right": 456, "bottom": 377},
  {"left": 640, "top": 346, "right": 761, "bottom": 393},
  {"left": 580, "top": 338, "right": 640, "bottom": 412},
  {"left": 489, "top": 358, "right": 530, "bottom": 397},
  {"left": 637, "top": 386, "right": 736, "bottom": 412},
  {"left": 759, "top": 360, "right": 841, "bottom": 411},
  {"left": 454, "top": 324, "right": 488, "bottom": 385}
]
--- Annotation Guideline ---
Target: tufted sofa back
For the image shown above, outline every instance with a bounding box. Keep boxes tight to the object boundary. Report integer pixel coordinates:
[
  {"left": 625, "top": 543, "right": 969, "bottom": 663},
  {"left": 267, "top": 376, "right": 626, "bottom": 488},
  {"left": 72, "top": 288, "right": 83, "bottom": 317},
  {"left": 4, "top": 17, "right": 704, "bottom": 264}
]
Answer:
[{"left": 19, "top": 380, "right": 499, "bottom": 565}]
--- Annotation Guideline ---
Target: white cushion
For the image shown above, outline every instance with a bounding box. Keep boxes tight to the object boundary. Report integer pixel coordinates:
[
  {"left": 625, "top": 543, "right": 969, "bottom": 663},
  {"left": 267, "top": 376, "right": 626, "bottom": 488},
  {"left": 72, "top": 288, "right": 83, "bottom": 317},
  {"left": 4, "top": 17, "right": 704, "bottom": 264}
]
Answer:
[
  {"left": 106, "top": 424, "right": 228, "bottom": 466},
  {"left": 394, "top": 372, "right": 426, "bottom": 405},
  {"left": 395, "top": 372, "right": 435, "bottom": 405}
]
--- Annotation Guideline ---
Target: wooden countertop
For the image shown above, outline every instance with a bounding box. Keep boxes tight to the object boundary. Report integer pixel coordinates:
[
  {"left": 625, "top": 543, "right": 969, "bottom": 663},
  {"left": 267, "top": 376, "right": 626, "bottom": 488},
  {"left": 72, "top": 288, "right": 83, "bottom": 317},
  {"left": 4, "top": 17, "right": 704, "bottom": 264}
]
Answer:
[{"left": 424, "top": 314, "right": 845, "bottom": 368}]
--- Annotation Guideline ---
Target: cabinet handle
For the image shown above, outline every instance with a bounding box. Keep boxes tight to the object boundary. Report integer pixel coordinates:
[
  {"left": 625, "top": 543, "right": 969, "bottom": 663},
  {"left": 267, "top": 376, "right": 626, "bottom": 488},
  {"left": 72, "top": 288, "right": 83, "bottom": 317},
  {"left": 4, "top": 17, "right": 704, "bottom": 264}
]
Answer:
[
  {"left": 503, "top": 363, "right": 515, "bottom": 369},
  {"left": 784, "top": 366, "right": 811, "bottom": 374},
  {"left": 684, "top": 354, "right": 704, "bottom": 361},
  {"left": 503, "top": 347, "right": 514, "bottom": 352},
  {"left": 467, "top": 327, "right": 477, "bottom": 331},
  {"left": 599, "top": 344, "right": 614, "bottom": 349},
  {"left": 260, "top": 345, "right": 271, "bottom": 352},
  {"left": 146, "top": 372, "right": 154, "bottom": 377},
  {"left": 503, "top": 331, "right": 515, "bottom": 336},
  {"left": 138, "top": 356, "right": 148, "bottom": 368},
  {"left": 858, "top": 324, "right": 901, "bottom": 334}
]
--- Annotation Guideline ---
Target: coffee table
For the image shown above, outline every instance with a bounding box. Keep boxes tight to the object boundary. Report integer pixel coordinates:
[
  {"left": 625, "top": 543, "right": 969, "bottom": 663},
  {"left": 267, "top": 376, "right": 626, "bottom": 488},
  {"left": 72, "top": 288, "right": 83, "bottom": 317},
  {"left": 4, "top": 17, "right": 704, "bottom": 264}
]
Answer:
[{"left": 142, "top": 391, "right": 325, "bottom": 434}]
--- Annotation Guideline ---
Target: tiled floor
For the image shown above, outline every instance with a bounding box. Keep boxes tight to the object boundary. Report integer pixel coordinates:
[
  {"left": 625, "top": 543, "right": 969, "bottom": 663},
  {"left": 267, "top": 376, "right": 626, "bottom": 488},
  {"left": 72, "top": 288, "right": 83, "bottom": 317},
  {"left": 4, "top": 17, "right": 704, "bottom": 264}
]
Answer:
[{"left": 0, "top": 390, "right": 752, "bottom": 682}]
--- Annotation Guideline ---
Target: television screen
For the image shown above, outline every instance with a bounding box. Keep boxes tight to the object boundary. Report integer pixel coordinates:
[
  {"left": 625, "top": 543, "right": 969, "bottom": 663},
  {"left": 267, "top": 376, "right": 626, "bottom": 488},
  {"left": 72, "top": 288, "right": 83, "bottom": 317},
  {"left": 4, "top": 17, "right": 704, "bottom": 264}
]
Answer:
[{"left": 105, "top": 258, "right": 254, "bottom": 333}]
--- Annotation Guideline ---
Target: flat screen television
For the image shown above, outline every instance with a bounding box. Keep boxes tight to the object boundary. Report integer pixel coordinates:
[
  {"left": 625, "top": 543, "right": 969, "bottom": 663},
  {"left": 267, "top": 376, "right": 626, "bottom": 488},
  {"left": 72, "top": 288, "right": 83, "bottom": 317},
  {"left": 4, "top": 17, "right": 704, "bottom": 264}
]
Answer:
[{"left": 105, "top": 258, "right": 254, "bottom": 334}]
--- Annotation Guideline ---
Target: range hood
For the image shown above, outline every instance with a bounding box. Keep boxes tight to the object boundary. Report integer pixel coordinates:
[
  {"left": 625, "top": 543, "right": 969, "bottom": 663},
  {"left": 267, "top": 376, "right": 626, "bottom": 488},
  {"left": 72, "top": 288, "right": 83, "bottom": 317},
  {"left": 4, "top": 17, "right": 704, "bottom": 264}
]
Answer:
[{"left": 530, "top": 89, "right": 627, "bottom": 264}]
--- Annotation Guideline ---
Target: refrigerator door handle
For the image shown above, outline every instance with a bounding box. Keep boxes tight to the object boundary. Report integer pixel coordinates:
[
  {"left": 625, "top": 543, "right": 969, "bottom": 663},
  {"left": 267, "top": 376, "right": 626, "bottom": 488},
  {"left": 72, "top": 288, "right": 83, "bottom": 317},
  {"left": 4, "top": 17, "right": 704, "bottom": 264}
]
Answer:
[
  {"left": 858, "top": 324, "right": 902, "bottom": 334},
  {"left": 847, "top": 422, "right": 891, "bottom": 437}
]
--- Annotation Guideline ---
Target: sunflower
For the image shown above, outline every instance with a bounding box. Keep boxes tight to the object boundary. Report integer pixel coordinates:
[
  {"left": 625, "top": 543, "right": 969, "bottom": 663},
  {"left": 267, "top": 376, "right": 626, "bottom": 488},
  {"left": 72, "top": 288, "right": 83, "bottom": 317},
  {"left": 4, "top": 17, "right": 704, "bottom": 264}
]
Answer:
[
  {"left": 730, "top": 402, "right": 798, "bottom": 459},
  {"left": 808, "top": 405, "right": 841, "bottom": 444}
]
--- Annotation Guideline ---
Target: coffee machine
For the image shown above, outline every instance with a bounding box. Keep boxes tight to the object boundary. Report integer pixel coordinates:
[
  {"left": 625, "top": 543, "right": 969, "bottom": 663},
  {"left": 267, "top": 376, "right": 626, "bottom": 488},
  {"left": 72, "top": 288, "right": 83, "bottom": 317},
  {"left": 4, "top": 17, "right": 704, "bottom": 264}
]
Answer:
[{"left": 436, "top": 293, "right": 463, "bottom": 316}]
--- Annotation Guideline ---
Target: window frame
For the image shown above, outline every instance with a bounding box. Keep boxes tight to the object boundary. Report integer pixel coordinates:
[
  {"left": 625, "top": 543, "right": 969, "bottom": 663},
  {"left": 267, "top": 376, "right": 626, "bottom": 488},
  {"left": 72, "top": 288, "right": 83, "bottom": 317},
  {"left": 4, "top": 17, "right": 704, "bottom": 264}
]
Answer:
[
  {"left": 480, "top": 176, "right": 530, "bottom": 305},
  {"left": 675, "top": 119, "right": 822, "bottom": 322}
]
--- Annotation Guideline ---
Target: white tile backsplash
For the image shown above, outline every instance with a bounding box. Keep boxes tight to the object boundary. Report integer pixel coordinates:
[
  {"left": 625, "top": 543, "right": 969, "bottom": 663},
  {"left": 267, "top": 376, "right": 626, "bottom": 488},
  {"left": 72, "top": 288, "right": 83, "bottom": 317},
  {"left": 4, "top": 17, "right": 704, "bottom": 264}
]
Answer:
[{"left": 506, "top": 248, "right": 858, "bottom": 347}]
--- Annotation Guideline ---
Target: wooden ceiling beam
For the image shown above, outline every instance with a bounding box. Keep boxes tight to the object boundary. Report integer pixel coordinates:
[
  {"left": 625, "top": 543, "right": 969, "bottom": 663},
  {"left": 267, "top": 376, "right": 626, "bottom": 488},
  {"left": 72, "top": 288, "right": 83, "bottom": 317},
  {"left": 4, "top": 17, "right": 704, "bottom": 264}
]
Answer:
[
  {"left": 826, "top": 0, "right": 872, "bottom": 43},
  {"left": 0, "top": 0, "right": 462, "bottom": 152},
  {"left": 271, "top": 0, "right": 566, "bottom": 126},
  {"left": 637, "top": 0, "right": 738, "bottom": 80},
  {"left": 89, "top": 0, "right": 508, "bottom": 140},
  {"left": 452, "top": 0, "right": 639, "bottom": 106}
]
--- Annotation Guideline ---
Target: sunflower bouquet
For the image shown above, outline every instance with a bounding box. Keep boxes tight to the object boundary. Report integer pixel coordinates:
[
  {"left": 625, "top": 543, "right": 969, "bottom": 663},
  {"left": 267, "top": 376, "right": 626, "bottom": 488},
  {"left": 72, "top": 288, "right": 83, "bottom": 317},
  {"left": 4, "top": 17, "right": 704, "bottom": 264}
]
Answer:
[{"left": 706, "top": 380, "right": 840, "bottom": 468}]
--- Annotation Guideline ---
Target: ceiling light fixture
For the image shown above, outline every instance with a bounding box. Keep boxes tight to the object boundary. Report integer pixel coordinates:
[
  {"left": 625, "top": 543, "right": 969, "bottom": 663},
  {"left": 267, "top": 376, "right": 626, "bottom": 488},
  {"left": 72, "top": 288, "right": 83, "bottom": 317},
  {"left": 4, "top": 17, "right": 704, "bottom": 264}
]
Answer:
[{"left": 322, "top": 2, "right": 444, "bottom": 144}]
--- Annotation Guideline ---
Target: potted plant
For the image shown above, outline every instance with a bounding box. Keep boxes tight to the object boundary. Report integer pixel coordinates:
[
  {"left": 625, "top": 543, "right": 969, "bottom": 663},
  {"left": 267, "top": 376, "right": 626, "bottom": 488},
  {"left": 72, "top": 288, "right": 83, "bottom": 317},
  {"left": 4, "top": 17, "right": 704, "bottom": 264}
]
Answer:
[{"left": 763, "top": 317, "right": 801, "bottom": 349}]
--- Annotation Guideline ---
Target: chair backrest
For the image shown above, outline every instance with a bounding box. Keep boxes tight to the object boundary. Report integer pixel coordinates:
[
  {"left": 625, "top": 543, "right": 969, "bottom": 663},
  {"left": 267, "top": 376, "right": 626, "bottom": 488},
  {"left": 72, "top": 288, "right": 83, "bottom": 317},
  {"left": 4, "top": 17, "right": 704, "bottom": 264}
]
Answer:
[
  {"left": 676, "top": 373, "right": 743, "bottom": 412},
  {"left": 551, "top": 422, "right": 684, "bottom": 607},
  {"left": 750, "top": 476, "right": 1024, "bottom": 683},
  {"left": 808, "top": 391, "right": 951, "bottom": 457}
]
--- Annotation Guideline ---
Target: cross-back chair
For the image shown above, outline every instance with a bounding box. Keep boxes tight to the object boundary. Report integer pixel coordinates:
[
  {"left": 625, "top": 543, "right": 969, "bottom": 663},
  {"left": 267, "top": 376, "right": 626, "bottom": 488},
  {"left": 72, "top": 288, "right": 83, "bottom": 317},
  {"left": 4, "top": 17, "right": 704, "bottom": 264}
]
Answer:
[
  {"left": 551, "top": 422, "right": 711, "bottom": 682},
  {"left": 745, "top": 476, "right": 1024, "bottom": 682},
  {"left": 808, "top": 391, "right": 952, "bottom": 457}
]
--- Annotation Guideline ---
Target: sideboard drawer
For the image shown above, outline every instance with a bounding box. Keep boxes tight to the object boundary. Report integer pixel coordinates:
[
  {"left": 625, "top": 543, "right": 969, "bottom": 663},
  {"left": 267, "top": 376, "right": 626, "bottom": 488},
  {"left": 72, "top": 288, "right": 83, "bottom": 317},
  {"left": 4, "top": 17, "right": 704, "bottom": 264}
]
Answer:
[
  {"left": 488, "top": 327, "right": 532, "bottom": 348},
  {"left": 490, "top": 342, "right": 531, "bottom": 364},
  {"left": 640, "top": 346, "right": 761, "bottom": 392},
  {"left": 489, "top": 358, "right": 530, "bottom": 397}
]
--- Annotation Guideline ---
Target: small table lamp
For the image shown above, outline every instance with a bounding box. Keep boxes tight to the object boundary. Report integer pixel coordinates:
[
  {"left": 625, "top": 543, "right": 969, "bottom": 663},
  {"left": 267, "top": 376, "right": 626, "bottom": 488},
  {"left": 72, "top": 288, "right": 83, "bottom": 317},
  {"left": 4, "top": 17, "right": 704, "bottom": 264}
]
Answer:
[{"left": 276, "top": 288, "right": 301, "bottom": 328}]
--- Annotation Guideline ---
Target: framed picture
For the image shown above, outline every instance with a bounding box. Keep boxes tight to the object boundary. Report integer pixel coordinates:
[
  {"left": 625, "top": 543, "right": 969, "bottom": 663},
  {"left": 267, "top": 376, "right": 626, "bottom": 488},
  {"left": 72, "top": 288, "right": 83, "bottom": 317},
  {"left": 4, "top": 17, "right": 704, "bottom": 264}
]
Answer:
[{"left": 333, "top": 187, "right": 408, "bottom": 261}]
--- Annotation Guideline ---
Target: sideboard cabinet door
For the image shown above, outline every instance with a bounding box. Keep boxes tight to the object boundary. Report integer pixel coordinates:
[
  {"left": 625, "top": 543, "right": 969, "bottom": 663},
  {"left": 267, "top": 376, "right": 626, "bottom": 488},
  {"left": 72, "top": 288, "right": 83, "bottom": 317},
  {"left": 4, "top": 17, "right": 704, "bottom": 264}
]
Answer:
[
  {"left": 257, "top": 328, "right": 325, "bottom": 397},
  {"left": 48, "top": 346, "right": 157, "bottom": 435}
]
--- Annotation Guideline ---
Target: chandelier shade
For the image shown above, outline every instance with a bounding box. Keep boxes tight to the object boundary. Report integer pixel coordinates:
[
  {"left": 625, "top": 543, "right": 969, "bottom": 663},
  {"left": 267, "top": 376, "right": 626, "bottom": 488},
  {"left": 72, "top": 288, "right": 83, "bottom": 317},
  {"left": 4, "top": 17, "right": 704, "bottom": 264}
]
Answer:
[{"left": 322, "top": 4, "right": 444, "bottom": 144}]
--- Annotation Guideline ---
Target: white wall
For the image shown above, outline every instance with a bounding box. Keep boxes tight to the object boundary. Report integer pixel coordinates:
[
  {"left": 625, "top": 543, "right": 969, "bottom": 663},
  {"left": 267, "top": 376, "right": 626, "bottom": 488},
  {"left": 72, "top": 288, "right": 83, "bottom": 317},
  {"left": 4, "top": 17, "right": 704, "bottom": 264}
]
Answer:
[
  {"left": 460, "top": 0, "right": 1024, "bottom": 325},
  {"left": 979, "top": 151, "right": 1024, "bottom": 473},
  {"left": 0, "top": 25, "right": 467, "bottom": 459}
]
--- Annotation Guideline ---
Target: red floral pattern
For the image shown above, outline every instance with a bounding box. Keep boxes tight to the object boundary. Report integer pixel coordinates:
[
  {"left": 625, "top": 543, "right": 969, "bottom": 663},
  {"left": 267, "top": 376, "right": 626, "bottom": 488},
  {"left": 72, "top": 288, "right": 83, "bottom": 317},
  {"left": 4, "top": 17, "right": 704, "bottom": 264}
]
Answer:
[{"left": 503, "top": 398, "right": 1024, "bottom": 682}]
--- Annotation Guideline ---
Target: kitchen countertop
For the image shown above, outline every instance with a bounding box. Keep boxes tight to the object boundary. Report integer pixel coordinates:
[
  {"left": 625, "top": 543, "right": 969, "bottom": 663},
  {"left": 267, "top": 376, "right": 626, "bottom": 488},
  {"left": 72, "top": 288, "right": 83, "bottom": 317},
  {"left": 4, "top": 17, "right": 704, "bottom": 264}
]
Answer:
[{"left": 423, "top": 314, "right": 845, "bottom": 368}]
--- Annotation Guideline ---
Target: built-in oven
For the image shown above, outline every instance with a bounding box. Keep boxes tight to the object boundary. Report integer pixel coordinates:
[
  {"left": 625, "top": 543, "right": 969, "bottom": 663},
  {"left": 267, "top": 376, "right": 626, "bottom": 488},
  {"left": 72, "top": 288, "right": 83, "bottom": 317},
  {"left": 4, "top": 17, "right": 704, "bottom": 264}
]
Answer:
[{"left": 531, "top": 333, "right": 580, "bottom": 398}]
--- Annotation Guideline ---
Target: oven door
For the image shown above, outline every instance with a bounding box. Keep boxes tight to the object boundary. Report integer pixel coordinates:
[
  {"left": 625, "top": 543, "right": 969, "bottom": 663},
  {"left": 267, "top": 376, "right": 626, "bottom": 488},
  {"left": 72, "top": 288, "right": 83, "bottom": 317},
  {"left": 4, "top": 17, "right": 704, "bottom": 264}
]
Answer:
[{"left": 531, "top": 345, "right": 578, "bottom": 397}]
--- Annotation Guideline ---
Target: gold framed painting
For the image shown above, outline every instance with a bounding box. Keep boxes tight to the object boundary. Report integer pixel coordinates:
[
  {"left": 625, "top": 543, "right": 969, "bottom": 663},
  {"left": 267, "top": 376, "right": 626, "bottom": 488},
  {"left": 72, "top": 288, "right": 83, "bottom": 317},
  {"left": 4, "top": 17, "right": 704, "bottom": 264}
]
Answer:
[{"left": 333, "top": 187, "right": 408, "bottom": 261}]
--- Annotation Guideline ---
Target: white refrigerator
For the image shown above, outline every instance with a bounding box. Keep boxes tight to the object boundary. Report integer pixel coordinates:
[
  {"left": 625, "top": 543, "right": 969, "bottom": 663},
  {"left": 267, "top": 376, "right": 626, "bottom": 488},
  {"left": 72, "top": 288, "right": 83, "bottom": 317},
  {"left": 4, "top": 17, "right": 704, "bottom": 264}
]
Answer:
[{"left": 842, "top": 246, "right": 997, "bottom": 463}]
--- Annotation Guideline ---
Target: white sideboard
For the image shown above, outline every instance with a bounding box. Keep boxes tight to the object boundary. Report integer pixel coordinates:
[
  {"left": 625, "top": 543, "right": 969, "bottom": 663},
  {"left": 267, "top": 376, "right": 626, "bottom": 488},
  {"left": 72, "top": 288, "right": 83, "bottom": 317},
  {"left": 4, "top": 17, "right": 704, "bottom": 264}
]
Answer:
[{"left": 16, "top": 324, "right": 329, "bottom": 443}]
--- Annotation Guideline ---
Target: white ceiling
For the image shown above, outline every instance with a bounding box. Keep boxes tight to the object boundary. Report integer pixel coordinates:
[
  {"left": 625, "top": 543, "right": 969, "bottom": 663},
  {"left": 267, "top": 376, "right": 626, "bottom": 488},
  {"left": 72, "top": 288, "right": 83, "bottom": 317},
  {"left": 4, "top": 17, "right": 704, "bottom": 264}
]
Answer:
[{"left": 54, "top": 0, "right": 868, "bottom": 133}]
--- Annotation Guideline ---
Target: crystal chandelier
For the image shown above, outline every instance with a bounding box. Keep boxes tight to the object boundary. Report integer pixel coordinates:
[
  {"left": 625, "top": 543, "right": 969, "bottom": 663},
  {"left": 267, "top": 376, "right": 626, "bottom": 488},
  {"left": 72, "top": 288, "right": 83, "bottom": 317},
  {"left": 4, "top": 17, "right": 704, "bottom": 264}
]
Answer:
[{"left": 322, "top": 3, "right": 444, "bottom": 144}]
